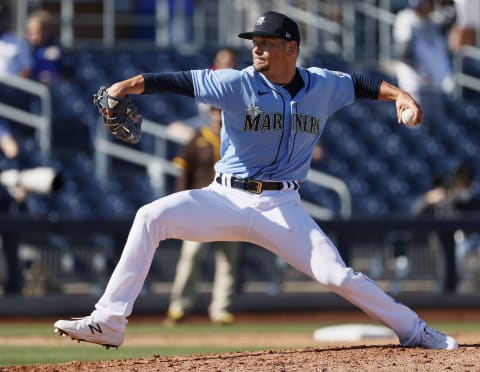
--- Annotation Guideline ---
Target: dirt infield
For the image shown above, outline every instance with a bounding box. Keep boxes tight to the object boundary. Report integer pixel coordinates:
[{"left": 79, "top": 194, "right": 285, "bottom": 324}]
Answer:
[
  {"left": 2, "top": 343, "right": 480, "bottom": 371},
  {"left": 1, "top": 310, "right": 479, "bottom": 371}
]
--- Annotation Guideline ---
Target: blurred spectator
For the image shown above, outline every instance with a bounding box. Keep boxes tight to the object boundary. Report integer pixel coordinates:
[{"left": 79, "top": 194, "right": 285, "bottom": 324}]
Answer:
[
  {"left": 412, "top": 161, "right": 480, "bottom": 217},
  {"left": 25, "top": 9, "right": 64, "bottom": 145},
  {"left": 165, "top": 106, "right": 240, "bottom": 325},
  {"left": 0, "top": 0, "right": 30, "bottom": 207},
  {"left": 0, "top": 1, "right": 33, "bottom": 139},
  {"left": 411, "top": 175, "right": 447, "bottom": 216},
  {"left": 0, "top": 122, "right": 26, "bottom": 296},
  {"left": 409, "top": 160, "right": 480, "bottom": 292},
  {"left": 0, "top": 4, "right": 60, "bottom": 295},
  {"left": 443, "top": 160, "right": 480, "bottom": 292},
  {"left": 449, "top": 0, "right": 480, "bottom": 51},
  {"left": 0, "top": 120, "right": 61, "bottom": 295},
  {"left": 393, "top": 0, "right": 454, "bottom": 123},
  {"left": 0, "top": 1, "right": 32, "bottom": 79},
  {"left": 26, "top": 10, "right": 63, "bottom": 85},
  {"left": 166, "top": 47, "right": 238, "bottom": 142},
  {"left": 0, "top": 121, "right": 19, "bottom": 160},
  {"left": 444, "top": 160, "right": 480, "bottom": 214}
]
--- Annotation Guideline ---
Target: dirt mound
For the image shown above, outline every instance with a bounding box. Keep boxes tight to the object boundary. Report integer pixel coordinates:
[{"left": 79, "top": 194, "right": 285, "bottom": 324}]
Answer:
[{"left": 2, "top": 344, "right": 479, "bottom": 372}]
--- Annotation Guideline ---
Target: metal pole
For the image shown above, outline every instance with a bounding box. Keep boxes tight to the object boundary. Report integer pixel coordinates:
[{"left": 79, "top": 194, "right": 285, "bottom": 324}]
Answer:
[
  {"left": 15, "top": 0, "right": 28, "bottom": 39},
  {"left": 192, "top": 3, "right": 205, "bottom": 46},
  {"left": 95, "top": 119, "right": 110, "bottom": 181},
  {"left": 103, "top": 0, "right": 115, "bottom": 48},
  {"left": 156, "top": 0, "right": 169, "bottom": 47},
  {"left": 60, "top": 0, "right": 74, "bottom": 48},
  {"left": 306, "top": 0, "right": 319, "bottom": 53},
  {"left": 218, "top": 0, "right": 230, "bottom": 46},
  {"left": 379, "top": 0, "right": 392, "bottom": 62},
  {"left": 364, "top": 0, "right": 377, "bottom": 61},
  {"left": 40, "top": 87, "right": 52, "bottom": 155},
  {"left": 342, "top": 1, "right": 355, "bottom": 62}
]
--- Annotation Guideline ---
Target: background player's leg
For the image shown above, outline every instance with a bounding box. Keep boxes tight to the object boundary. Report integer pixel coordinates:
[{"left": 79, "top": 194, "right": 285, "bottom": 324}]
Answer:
[
  {"left": 167, "top": 240, "right": 203, "bottom": 321},
  {"left": 209, "top": 241, "right": 240, "bottom": 322}
]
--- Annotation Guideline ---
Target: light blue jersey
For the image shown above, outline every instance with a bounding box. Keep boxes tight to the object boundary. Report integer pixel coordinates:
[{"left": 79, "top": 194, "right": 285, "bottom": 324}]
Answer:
[{"left": 191, "top": 66, "right": 354, "bottom": 181}]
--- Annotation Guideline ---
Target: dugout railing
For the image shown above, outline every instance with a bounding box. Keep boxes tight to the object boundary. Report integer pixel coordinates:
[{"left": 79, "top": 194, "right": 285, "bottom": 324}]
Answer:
[
  {"left": 0, "top": 76, "right": 52, "bottom": 154},
  {"left": 453, "top": 45, "right": 480, "bottom": 100}
]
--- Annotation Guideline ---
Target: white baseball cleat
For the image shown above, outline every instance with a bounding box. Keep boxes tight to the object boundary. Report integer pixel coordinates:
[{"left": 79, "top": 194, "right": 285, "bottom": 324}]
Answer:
[
  {"left": 416, "top": 325, "right": 458, "bottom": 350},
  {"left": 54, "top": 316, "right": 124, "bottom": 348}
]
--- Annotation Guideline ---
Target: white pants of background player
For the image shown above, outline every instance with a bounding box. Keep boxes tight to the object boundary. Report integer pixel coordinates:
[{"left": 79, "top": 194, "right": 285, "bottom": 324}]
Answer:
[
  {"left": 92, "top": 180, "right": 426, "bottom": 346},
  {"left": 168, "top": 239, "right": 239, "bottom": 321}
]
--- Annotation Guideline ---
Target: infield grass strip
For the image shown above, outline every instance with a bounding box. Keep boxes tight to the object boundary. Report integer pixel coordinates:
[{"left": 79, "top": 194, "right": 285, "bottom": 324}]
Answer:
[
  {"left": 0, "top": 345, "right": 268, "bottom": 366},
  {"left": 0, "top": 321, "right": 328, "bottom": 337},
  {"left": 1, "top": 321, "right": 480, "bottom": 337},
  {"left": 0, "top": 321, "right": 324, "bottom": 366}
]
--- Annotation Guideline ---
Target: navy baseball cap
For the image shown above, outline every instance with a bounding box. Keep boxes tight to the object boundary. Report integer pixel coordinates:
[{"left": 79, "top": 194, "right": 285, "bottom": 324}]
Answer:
[{"left": 238, "top": 11, "right": 301, "bottom": 45}]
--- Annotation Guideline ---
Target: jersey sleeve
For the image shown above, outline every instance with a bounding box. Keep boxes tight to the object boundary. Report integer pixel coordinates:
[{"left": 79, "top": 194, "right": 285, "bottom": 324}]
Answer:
[
  {"left": 321, "top": 69, "right": 355, "bottom": 115},
  {"left": 190, "top": 68, "right": 242, "bottom": 110}
]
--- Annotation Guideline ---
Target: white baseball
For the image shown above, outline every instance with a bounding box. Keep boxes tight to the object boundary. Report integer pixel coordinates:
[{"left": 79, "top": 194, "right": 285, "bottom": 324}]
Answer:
[{"left": 401, "top": 108, "right": 415, "bottom": 126}]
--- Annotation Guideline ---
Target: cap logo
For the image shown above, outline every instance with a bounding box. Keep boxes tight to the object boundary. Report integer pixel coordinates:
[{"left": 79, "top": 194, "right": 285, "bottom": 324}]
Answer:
[
  {"left": 285, "top": 32, "right": 291, "bottom": 39},
  {"left": 256, "top": 16, "right": 266, "bottom": 26}
]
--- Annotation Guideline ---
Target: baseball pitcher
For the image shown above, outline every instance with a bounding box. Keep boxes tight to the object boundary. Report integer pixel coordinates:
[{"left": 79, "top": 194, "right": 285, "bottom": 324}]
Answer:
[{"left": 55, "top": 11, "right": 458, "bottom": 350}]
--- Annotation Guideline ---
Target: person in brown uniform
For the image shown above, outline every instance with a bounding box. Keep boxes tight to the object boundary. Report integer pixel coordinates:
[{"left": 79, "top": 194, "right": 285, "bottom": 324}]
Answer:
[{"left": 166, "top": 106, "right": 240, "bottom": 325}]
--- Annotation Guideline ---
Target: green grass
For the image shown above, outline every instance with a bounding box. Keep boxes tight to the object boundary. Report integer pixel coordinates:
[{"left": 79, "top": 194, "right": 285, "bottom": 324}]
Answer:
[
  {"left": 0, "top": 321, "right": 323, "bottom": 337},
  {"left": 0, "top": 345, "right": 263, "bottom": 366},
  {"left": 0, "top": 320, "right": 478, "bottom": 367},
  {"left": 0, "top": 321, "right": 319, "bottom": 367}
]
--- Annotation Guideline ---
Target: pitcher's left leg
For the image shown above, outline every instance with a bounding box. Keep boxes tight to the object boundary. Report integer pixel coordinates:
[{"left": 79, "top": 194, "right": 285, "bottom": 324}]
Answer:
[{"left": 250, "top": 196, "right": 423, "bottom": 346}]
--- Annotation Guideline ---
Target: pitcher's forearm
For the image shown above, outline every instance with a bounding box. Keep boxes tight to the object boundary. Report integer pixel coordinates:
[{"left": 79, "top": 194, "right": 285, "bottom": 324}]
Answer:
[{"left": 107, "top": 75, "right": 145, "bottom": 98}]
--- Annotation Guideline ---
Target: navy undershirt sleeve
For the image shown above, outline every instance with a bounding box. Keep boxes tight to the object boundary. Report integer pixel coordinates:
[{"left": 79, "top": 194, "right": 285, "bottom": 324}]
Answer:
[
  {"left": 351, "top": 72, "right": 382, "bottom": 100},
  {"left": 142, "top": 71, "right": 195, "bottom": 97}
]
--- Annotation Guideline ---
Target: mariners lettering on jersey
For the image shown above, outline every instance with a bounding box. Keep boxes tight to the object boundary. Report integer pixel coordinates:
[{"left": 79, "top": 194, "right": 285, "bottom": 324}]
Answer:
[
  {"left": 244, "top": 104, "right": 283, "bottom": 132},
  {"left": 293, "top": 113, "right": 321, "bottom": 135}
]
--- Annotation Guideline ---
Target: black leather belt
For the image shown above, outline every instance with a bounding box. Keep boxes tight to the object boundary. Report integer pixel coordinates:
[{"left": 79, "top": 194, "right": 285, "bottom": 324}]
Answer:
[{"left": 215, "top": 175, "right": 298, "bottom": 194}]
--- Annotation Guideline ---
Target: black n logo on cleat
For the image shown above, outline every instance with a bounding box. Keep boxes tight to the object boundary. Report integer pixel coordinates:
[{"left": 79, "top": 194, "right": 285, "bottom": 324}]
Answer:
[{"left": 88, "top": 323, "right": 103, "bottom": 334}]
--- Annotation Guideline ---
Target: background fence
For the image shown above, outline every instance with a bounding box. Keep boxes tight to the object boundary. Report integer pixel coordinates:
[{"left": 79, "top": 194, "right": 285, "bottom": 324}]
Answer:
[{"left": 1, "top": 215, "right": 477, "bottom": 301}]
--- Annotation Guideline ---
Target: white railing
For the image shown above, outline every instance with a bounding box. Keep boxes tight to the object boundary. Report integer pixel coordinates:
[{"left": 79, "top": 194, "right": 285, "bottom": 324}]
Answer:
[
  {"left": 453, "top": 45, "right": 480, "bottom": 99},
  {"left": 354, "top": 1, "right": 396, "bottom": 63},
  {"left": 0, "top": 76, "right": 52, "bottom": 154},
  {"left": 95, "top": 118, "right": 352, "bottom": 220},
  {"left": 305, "top": 168, "right": 352, "bottom": 219},
  {"left": 95, "top": 118, "right": 182, "bottom": 198}
]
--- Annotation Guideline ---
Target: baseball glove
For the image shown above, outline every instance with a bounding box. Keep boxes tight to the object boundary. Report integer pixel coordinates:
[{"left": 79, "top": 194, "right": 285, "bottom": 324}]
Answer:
[{"left": 93, "top": 86, "right": 142, "bottom": 144}]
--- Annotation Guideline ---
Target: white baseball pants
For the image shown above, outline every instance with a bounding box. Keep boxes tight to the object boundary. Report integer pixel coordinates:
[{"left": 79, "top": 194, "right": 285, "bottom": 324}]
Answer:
[{"left": 92, "top": 181, "right": 425, "bottom": 346}]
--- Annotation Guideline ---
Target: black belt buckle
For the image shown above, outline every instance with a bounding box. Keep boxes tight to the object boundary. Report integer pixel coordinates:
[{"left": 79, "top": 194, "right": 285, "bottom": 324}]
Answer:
[{"left": 246, "top": 179, "right": 263, "bottom": 194}]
